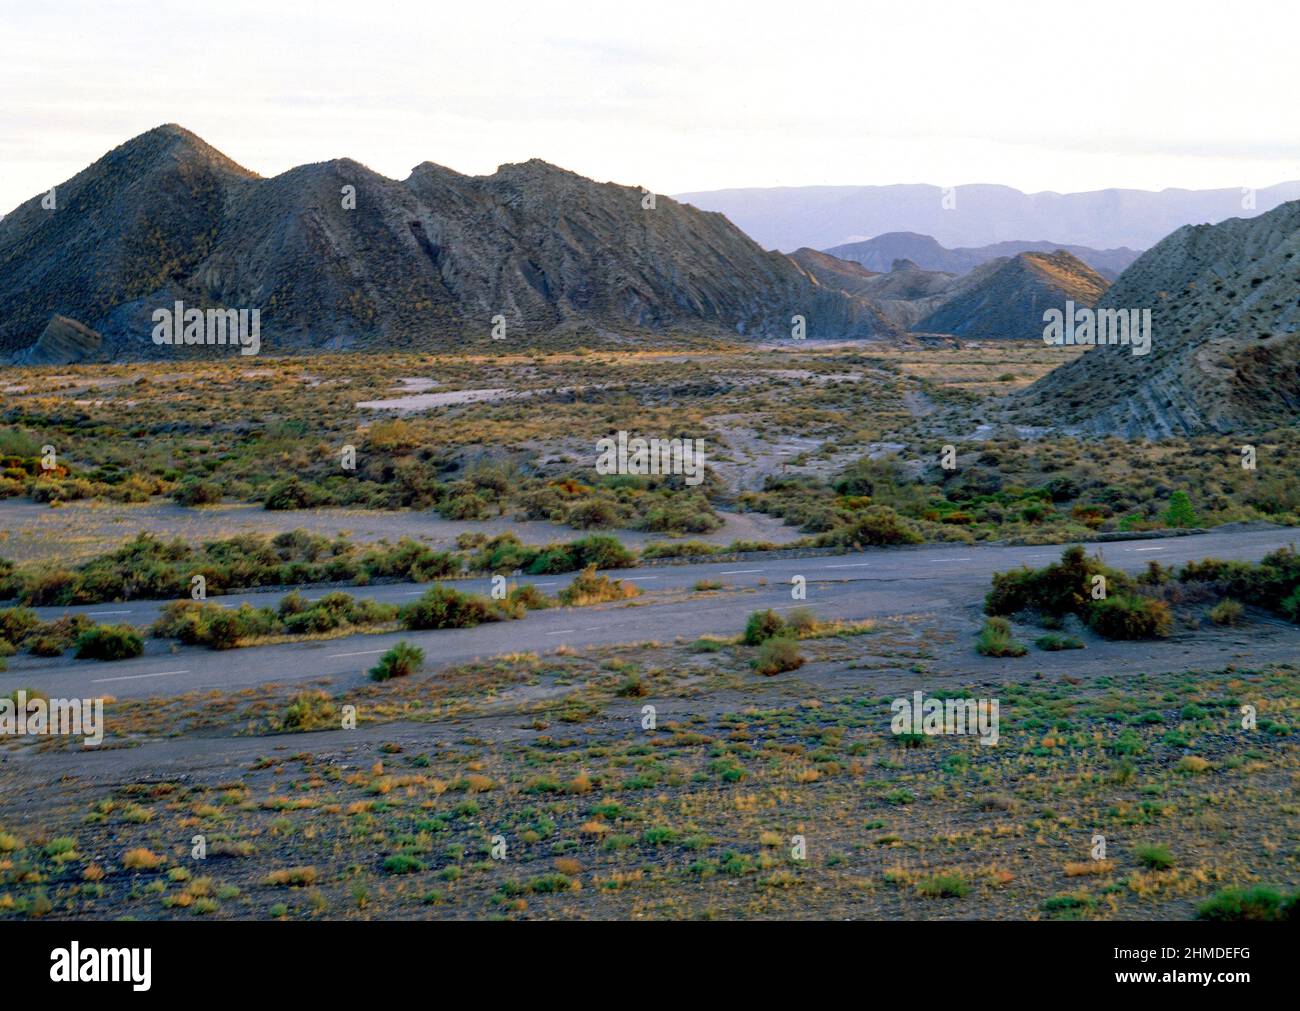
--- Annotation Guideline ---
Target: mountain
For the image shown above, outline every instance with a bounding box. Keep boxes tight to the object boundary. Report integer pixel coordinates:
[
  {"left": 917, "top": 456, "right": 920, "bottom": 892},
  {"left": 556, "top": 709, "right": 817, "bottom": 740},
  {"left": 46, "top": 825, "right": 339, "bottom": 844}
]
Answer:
[
  {"left": 673, "top": 182, "right": 1300, "bottom": 252},
  {"left": 824, "top": 231, "right": 1140, "bottom": 280},
  {"left": 1010, "top": 201, "right": 1300, "bottom": 438},
  {"left": 914, "top": 251, "right": 1109, "bottom": 339},
  {"left": 0, "top": 126, "right": 897, "bottom": 360}
]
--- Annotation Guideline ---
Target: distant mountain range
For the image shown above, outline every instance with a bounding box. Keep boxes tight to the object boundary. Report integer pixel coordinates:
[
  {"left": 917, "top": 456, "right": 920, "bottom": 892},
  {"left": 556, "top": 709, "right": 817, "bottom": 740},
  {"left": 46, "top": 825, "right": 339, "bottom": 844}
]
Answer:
[
  {"left": 824, "top": 232, "right": 1139, "bottom": 281},
  {"left": 0, "top": 125, "right": 897, "bottom": 360},
  {"left": 674, "top": 182, "right": 1300, "bottom": 252},
  {"left": 1010, "top": 198, "right": 1300, "bottom": 438}
]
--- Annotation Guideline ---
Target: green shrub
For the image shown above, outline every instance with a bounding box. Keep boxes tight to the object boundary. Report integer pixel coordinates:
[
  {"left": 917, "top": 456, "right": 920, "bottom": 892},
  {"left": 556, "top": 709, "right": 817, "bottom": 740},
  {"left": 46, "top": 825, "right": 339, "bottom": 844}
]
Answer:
[
  {"left": 401, "top": 586, "right": 500, "bottom": 630},
  {"left": 839, "top": 505, "right": 923, "bottom": 547},
  {"left": 1134, "top": 844, "right": 1174, "bottom": 870},
  {"left": 74, "top": 624, "right": 144, "bottom": 661},
  {"left": 1209, "top": 598, "right": 1245, "bottom": 626},
  {"left": 1035, "top": 632, "right": 1084, "bottom": 651},
  {"left": 975, "top": 617, "right": 1027, "bottom": 657},
  {"left": 173, "top": 478, "right": 224, "bottom": 507},
  {"left": 0, "top": 606, "right": 40, "bottom": 645},
  {"left": 1086, "top": 594, "right": 1172, "bottom": 639},
  {"left": 1196, "top": 886, "right": 1297, "bottom": 922},
  {"left": 370, "top": 642, "right": 425, "bottom": 682},
  {"left": 986, "top": 546, "right": 1125, "bottom": 618},
  {"left": 742, "top": 609, "right": 786, "bottom": 645},
  {"left": 753, "top": 637, "right": 804, "bottom": 676}
]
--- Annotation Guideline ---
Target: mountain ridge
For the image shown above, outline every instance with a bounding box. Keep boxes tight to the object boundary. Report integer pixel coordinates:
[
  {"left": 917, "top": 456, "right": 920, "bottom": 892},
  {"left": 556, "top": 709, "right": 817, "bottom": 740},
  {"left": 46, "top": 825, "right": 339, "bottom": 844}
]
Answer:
[{"left": 0, "top": 126, "right": 899, "bottom": 360}]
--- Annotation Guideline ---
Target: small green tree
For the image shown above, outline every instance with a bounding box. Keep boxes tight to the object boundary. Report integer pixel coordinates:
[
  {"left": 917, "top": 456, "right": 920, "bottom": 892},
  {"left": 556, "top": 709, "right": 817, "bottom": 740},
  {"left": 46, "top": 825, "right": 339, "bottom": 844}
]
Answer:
[{"left": 1164, "top": 491, "right": 1198, "bottom": 528}]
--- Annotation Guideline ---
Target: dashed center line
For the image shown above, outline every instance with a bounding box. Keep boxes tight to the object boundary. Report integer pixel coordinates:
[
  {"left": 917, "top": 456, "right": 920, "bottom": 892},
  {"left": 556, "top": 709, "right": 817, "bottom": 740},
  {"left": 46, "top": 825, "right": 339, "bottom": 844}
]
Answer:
[
  {"left": 825, "top": 563, "right": 871, "bottom": 569},
  {"left": 328, "top": 649, "right": 387, "bottom": 658},
  {"left": 1134, "top": 547, "right": 1167, "bottom": 552},
  {"left": 545, "top": 629, "right": 577, "bottom": 636},
  {"left": 88, "top": 610, "right": 132, "bottom": 616},
  {"left": 91, "top": 669, "right": 189, "bottom": 683},
  {"left": 721, "top": 569, "right": 763, "bottom": 575}
]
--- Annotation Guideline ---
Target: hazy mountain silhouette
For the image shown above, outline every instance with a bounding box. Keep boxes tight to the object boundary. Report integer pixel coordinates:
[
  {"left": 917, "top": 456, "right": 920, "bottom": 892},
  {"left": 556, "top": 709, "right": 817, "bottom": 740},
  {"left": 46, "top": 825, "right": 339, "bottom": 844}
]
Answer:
[{"left": 674, "top": 182, "right": 1300, "bottom": 252}]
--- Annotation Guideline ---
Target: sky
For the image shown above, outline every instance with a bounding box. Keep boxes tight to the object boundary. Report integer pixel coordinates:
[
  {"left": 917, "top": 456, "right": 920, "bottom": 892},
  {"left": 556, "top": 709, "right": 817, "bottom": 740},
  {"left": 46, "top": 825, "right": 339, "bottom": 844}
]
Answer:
[{"left": 2, "top": 0, "right": 1297, "bottom": 212}]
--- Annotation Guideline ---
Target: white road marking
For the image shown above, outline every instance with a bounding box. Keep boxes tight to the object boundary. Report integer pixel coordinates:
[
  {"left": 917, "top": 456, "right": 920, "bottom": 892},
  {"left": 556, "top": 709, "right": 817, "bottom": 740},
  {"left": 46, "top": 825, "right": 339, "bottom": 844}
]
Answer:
[
  {"left": 721, "top": 569, "right": 763, "bottom": 575},
  {"left": 91, "top": 669, "right": 189, "bottom": 683},
  {"left": 825, "top": 563, "right": 871, "bottom": 569},
  {"left": 328, "top": 649, "right": 387, "bottom": 658},
  {"left": 1134, "top": 546, "right": 1167, "bottom": 552},
  {"left": 545, "top": 629, "right": 577, "bottom": 636},
  {"left": 929, "top": 557, "right": 972, "bottom": 562},
  {"left": 88, "top": 610, "right": 132, "bottom": 616},
  {"left": 622, "top": 576, "right": 659, "bottom": 581}
]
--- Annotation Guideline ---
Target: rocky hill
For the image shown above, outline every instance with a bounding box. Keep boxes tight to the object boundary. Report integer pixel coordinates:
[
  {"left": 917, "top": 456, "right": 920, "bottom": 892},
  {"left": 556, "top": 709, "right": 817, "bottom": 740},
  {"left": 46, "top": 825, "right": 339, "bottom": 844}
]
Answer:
[
  {"left": 914, "top": 251, "right": 1109, "bottom": 339},
  {"left": 0, "top": 126, "right": 897, "bottom": 360},
  {"left": 1009, "top": 200, "right": 1300, "bottom": 437},
  {"left": 825, "top": 231, "right": 1139, "bottom": 280}
]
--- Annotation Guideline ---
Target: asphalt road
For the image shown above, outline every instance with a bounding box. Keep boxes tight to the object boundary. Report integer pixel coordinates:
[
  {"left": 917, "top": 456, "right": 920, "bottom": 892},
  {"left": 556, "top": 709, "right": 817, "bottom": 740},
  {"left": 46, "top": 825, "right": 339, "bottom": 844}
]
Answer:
[{"left": 5, "top": 527, "right": 1294, "bottom": 700}]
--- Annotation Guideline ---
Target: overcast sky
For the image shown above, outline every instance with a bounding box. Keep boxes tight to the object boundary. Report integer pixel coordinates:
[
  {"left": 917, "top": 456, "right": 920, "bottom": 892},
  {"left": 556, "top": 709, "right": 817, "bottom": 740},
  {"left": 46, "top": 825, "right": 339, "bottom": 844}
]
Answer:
[{"left": 2, "top": 0, "right": 1297, "bottom": 212}]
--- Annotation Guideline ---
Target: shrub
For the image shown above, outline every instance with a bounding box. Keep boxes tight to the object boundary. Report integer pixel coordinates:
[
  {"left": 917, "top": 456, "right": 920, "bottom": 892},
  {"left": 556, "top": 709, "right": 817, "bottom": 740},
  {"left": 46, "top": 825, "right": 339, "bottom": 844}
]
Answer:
[
  {"left": 985, "top": 546, "right": 1124, "bottom": 618},
  {"left": 1034, "top": 632, "right": 1084, "bottom": 651},
  {"left": 1086, "top": 594, "right": 1172, "bottom": 639},
  {"left": 1196, "top": 886, "right": 1297, "bottom": 922},
  {"left": 382, "top": 854, "right": 425, "bottom": 875},
  {"left": 975, "top": 617, "right": 1027, "bottom": 657},
  {"left": 73, "top": 624, "right": 144, "bottom": 661},
  {"left": 370, "top": 642, "right": 424, "bottom": 681},
  {"left": 753, "top": 636, "right": 804, "bottom": 676},
  {"left": 507, "top": 584, "right": 552, "bottom": 610},
  {"left": 916, "top": 873, "right": 970, "bottom": 898},
  {"left": 840, "top": 505, "right": 923, "bottom": 547},
  {"left": 1134, "top": 844, "right": 1174, "bottom": 870},
  {"left": 0, "top": 606, "right": 40, "bottom": 645},
  {"left": 263, "top": 477, "right": 329, "bottom": 510},
  {"left": 556, "top": 566, "right": 639, "bottom": 606},
  {"left": 742, "top": 609, "right": 786, "bottom": 646},
  {"left": 173, "top": 478, "right": 223, "bottom": 506},
  {"left": 401, "top": 585, "right": 500, "bottom": 630},
  {"left": 1209, "top": 598, "right": 1245, "bottom": 626}
]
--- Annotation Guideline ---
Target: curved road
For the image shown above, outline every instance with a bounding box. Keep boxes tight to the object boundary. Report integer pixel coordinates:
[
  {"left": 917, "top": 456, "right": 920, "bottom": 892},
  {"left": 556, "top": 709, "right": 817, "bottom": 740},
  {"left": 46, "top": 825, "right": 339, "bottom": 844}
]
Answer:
[{"left": 4, "top": 527, "right": 1294, "bottom": 700}]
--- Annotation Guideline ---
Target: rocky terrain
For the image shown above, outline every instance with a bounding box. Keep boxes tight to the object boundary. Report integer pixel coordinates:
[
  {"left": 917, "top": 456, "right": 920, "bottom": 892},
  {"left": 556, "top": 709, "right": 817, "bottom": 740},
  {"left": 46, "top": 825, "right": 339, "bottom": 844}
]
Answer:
[
  {"left": 0, "top": 126, "right": 898, "bottom": 361},
  {"left": 913, "top": 251, "right": 1108, "bottom": 339},
  {"left": 825, "top": 231, "right": 1139, "bottom": 280},
  {"left": 1010, "top": 199, "right": 1300, "bottom": 437}
]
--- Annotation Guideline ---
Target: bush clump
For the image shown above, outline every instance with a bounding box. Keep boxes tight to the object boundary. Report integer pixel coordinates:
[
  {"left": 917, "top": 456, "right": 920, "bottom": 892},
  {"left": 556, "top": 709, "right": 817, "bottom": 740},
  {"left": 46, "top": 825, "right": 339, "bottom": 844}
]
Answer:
[
  {"left": 975, "top": 617, "right": 1027, "bottom": 657},
  {"left": 1085, "top": 594, "right": 1172, "bottom": 639},
  {"left": 73, "top": 624, "right": 144, "bottom": 661},
  {"left": 742, "top": 609, "right": 786, "bottom": 646},
  {"left": 753, "top": 636, "right": 804, "bottom": 676},
  {"left": 370, "top": 642, "right": 425, "bottom": 682}
]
